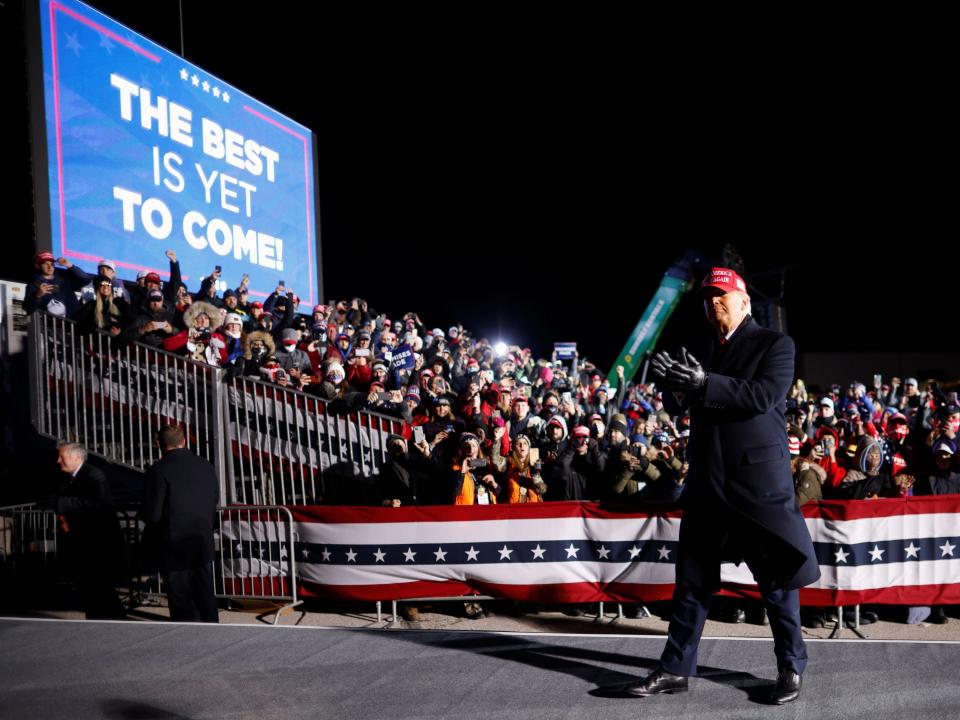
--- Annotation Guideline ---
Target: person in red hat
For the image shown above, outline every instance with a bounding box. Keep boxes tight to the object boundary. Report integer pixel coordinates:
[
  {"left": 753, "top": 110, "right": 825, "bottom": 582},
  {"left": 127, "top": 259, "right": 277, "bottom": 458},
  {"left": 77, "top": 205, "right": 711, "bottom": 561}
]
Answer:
[
  {"left": 128, "top": 250, "right": 182, "bottom": 311},
  {"left": 623, "top": 267, "right": 819, "bottom": 705},
  {"left": 24, "top": 251, "right": 89, "bottom": 318}
]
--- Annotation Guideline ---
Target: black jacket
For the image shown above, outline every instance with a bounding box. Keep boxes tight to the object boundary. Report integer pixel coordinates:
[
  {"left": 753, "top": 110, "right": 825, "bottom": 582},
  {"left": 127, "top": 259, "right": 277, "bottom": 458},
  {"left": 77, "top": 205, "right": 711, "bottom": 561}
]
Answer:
[
  {"left": 665, "top": 315, "right": 820, "bottom": 592},
  {"left": 141, "top": 448, "right": 219, "bottom": 571}
]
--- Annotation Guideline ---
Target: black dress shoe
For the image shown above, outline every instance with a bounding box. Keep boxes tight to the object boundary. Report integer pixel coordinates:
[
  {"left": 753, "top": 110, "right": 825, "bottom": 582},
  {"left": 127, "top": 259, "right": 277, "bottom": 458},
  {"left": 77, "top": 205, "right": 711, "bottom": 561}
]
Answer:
[
  {"left": 621, "top": 667, "right": 689, "bottom": 696},
  {"left": 769, "top": 670, "right": 801, "bottom": 704}
]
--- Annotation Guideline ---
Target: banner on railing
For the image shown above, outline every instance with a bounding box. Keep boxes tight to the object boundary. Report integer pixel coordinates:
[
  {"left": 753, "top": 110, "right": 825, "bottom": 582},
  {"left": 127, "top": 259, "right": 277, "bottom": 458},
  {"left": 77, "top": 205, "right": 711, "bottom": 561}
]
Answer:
[
  {"left": 214, "top": 497, "right": 960, "bottom": 606},
  {"left": 225, "top": 380, "right": 403, "bottom": 476},
  {"left": 33, "top": 317, "right": 222, "bottom": 471}
]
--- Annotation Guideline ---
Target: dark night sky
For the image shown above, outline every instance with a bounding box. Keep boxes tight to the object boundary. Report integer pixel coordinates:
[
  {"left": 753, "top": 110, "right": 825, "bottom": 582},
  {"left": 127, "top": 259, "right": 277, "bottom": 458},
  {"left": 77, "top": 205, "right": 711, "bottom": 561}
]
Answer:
[{"left": 3, "top": 1, "right": 955, "bottom": 372}]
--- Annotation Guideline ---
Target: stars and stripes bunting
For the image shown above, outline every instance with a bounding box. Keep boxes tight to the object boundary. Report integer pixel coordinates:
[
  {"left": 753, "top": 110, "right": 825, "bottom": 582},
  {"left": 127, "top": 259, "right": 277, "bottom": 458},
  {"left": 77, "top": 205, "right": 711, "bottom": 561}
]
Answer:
[{"left": 219, "top": 496, "right": 960, "bottom": 606}]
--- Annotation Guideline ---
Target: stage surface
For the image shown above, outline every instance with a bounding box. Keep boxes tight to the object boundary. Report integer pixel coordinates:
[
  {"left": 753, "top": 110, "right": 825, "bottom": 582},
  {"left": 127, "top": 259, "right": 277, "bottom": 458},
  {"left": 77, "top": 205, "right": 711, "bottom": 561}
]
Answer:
[{"left": 2, "top": 618, "right": 958, "bottom": 719}]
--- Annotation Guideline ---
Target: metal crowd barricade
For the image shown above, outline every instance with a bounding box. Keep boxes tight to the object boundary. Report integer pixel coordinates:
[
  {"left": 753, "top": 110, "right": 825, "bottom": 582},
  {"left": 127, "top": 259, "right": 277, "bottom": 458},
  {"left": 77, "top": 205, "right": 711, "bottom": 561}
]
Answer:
[
  {"left": 114, "top": 506, "right": 165, "bottom": 610},
  {"left": 224, "top": 376, "right": 406, "bottom": 505},
  {"left": 216, "top": 505, "right": 303, "bottom": 625},
  {"left": 0, "top": 503, "right": 58, "bottom": 573},
  {"left": 28, "top": 313, "right": 229, "bottom": 501}
]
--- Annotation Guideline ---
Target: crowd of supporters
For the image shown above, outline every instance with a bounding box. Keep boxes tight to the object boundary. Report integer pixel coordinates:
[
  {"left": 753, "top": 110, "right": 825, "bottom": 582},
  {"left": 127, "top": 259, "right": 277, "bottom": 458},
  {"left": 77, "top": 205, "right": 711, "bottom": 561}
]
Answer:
[
  {"left": 25, "top": 250, "right": 960, "bottom": 624},
  {"left": 25, "top": 250, "right": 960, "bottom": 513}
]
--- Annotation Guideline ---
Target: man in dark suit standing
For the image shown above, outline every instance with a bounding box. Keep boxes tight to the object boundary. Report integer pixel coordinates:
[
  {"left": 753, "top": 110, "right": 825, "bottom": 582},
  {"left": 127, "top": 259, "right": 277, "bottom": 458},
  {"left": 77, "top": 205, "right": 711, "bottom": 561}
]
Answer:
[
  {"left": 142, "top": 425, "right": 220, "bottom": 622},
  {"left": 55, "top": 443, "right": 125, "bottom": 619},
  {"left": 623, "top": 267, "right": 820, "bottom": 705}
]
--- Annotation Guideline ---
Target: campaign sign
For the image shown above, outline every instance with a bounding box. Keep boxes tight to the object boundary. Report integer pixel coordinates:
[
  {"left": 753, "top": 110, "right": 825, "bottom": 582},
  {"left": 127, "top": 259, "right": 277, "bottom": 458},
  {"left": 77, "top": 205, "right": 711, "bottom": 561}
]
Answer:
[
  {"left": 390, "top": 344, "right": 416, "bottom": 372},
  {"left": 30, "top": 0, "right": 319, "bottom": 304},
  {"left": 554, "top": 342, "right": 577, "bottom": 360}
]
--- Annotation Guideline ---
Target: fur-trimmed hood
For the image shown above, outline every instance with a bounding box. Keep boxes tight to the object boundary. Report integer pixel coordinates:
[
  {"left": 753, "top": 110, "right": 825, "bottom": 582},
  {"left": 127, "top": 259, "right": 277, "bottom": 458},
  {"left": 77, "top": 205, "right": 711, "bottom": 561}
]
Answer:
[
  {"left": 243, "top": 330, "right": 276, "bottom": 359},
  {"left": 183, "top": 300, "right": 221, "bottom": 329}
]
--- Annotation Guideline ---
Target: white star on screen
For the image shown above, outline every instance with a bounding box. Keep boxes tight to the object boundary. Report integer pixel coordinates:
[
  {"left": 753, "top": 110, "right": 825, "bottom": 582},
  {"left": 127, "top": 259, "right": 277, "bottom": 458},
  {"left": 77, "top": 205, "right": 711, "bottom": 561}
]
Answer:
[
  {"left": 99, "top": 34, "right": 114, "bottom": 53},
  {"left": 179, "top": 68, "right": 189, "bottom": 81},
  {"left": 657, "top": 545, "right": 671, "bottom": 560},
  {"left": 596, "top": 545, "right": 611, "bottom": 560},
  {"left": 373, "top": 548, "right": 386, "bottom": 563},
  {"left": 434, "top": 547, "right": 448, "bottom": 562},
  {"left": 834, "top": 547, "right": 849, "bottom": 564},
  {"left": 403, "top": 547, "right": 417, "bottom": 563},
  {"left": 940, "top": 541, "right": 956, "bottom": 557},
  {"left": 213, "top": 87, "right": 221, "bottom": 98},
  {"left": 202, "top": 80, "right": 211, "bottom": 92},
  {"left": 868, "top": 545, "right": 885, "bottom": 562},
  {"left": 905, "top": 542, "right": 920, "bottom": 559},
  {"left": 191, "top": 74, "right": 200, "bottom": 86},
  {"left": 222, "top": 91, "right": 231, "bottom": 103},
  {"left": 465, "top": 546, "right": 480, "bottom": 561},
  {"left": 498, "top": 545, "right": 514, "bottom": 560},
  {"left": 65, "top": 33, "right": 82, "bottom": 56},
  {"left": 531, "top": 544, "right": 547, "bottom": 560}
]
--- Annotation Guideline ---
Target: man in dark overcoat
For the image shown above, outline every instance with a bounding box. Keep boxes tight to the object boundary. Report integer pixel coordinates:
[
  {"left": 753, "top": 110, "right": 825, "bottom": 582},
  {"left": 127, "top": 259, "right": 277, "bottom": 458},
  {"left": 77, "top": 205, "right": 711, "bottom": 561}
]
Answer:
[
  {"left": 54, "top": 442, "right": 125, "bottom": 619},
  {"left": 141, "top": 425, "right": 220, "bottom": 622},
  {"left": 623, "top": 267, "right": 819, "bottom": 705}
]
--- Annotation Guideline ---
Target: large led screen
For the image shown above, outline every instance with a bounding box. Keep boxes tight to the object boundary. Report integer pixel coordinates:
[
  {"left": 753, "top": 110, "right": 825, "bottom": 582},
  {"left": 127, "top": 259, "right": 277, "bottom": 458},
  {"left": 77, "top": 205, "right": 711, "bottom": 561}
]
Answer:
[{"left": 28, "top": 0, "right": 320, "bottom": 304}]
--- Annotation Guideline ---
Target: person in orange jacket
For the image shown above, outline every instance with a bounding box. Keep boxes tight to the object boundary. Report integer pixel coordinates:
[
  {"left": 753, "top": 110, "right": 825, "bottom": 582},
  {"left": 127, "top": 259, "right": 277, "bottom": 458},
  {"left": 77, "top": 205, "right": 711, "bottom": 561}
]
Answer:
[{"left": 505, "top": 434, "right": 547, "bottom": 503}]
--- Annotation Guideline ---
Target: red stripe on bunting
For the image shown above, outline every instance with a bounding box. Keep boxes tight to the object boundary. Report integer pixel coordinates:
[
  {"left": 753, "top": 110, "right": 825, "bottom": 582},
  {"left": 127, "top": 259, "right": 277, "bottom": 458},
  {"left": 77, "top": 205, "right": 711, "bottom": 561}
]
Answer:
[
  {"left": 802, "top": 495, "right": 960, "bottom": 521},
  {"left": 289, "top": 501, "right": 684, "bottom": 525}
]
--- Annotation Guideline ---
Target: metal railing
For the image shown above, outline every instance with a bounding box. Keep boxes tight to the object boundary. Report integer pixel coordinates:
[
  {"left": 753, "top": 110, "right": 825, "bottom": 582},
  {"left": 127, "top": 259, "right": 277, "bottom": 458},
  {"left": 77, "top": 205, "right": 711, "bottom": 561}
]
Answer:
[
  {"left": 28, "top": 313, "right": 227, "bottom": 499},
  {"left": 216, "top": 504, "right": 303, "bottom": 624},
  {"left": 28, "top": 313, "right": 407, "bottom": 506},
  {"left": 0, "top": 503, "right": 58, "bottom": 570},
  {"left": 225, "top": 377, "right": 406, "bottom": 505}
]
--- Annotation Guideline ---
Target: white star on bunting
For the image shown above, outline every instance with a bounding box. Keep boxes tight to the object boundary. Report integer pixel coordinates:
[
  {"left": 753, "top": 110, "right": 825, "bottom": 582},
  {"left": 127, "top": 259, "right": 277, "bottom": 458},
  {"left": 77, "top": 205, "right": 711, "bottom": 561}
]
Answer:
[
  {"left": 498, "top": 545, "right": 514, "bottom": 560},
  {"left": 531, "top": 545, "right": 546, "bottom": 560},
  {"left": 628, "top": 545, "right": 642, "bottom": 559},
  {"left": 596, "top": 545, "right": 611, "bottom": 560},
  {"left": 373, "top": 548, "right": 386, "bottom": 563},
  {"left": 565, "top": 544, "right": 580, "bottom": 559},
  {"left": 465, "top": 546, "right": 480, "bottom": 561},
  {"left": 403, "top": 547, "right": 417, "bottom": 563},
  {"left": 345, "top": 548, "right": 357, "bottom": 563},
  {"left": 905, "top": 542, "right": 920, "bottom": 559},
  {"left": 434, "top": 547, "right": 448, "bottom": 562},
  {"left": 868, "top": 545, "right": 885, "bottom": 562},
  {"left": 834, "top": 548, "right": 849, "bottom": 564},
  {"left": 657, "top": 545, "right": 671, "bottom": 560},
  {"left": 940, "top": 541, "right": 956, "bottom": 558}
]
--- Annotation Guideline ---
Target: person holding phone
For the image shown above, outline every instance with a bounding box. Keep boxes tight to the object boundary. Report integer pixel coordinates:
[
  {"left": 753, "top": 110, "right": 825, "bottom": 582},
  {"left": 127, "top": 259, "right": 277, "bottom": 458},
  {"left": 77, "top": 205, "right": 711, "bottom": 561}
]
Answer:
[
  {"left": 450, "top": 433, "right": 499, "bottom": 505},
  {"left": 505, "top": 434, "right": 547, "bottom": 503}
]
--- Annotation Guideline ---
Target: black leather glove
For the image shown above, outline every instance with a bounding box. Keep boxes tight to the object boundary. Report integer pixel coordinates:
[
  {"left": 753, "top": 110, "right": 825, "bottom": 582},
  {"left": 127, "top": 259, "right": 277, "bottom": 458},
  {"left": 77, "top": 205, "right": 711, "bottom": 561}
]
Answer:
[
  {"left": 664, "top": 347, "right": 707, "bottom": 393},
  {"left": 650, "top": 351, "right": 676, "bottom": 382}
]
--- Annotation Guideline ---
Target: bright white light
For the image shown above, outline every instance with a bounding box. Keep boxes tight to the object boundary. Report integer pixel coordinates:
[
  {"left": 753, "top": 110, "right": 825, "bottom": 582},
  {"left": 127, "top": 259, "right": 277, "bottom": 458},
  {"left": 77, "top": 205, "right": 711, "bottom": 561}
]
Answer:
[{"left": 495, "top": 342, "right": 508, "bottom": 357}]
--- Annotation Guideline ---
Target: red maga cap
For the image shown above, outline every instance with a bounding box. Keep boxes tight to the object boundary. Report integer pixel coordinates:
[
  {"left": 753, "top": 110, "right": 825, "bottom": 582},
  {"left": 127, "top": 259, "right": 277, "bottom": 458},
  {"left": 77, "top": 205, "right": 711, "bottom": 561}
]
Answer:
[{"left": 701, "top": 267, "right": 746, "bottom": 294}]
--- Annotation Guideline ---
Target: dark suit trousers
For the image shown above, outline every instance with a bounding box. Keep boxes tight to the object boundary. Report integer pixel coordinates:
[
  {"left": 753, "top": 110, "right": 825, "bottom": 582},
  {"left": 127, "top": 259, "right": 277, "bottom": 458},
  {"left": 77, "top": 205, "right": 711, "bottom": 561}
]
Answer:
[
  {"left": 659, "top": 563, "right": 807, "bottom": 677},
  {"left": 165, "top": 564, "right": 219, "bottom": 623}
]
